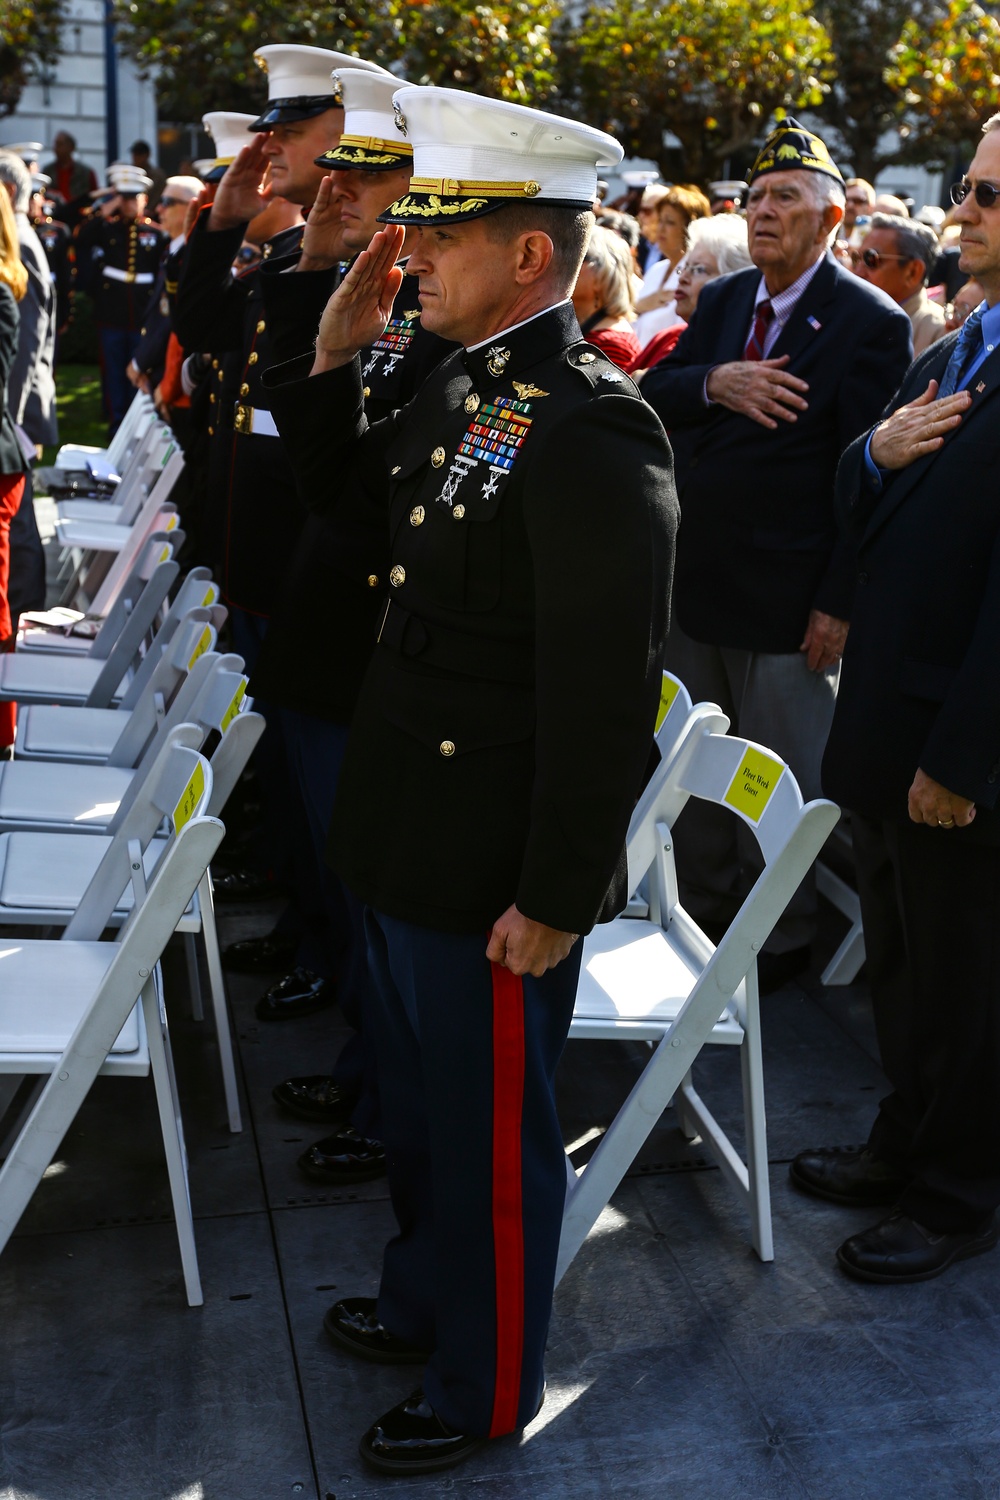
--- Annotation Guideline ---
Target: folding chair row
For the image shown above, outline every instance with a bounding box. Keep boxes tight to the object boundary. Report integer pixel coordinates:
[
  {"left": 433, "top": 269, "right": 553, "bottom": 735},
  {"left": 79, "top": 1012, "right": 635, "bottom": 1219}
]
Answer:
[
  {"left": 17, "top": 560, "right": 217, "bottom": 659},
  {"left": 57, "top": 422, "right": 177, "bottom": 529},
  {"left": 52, "top": 390, "right": 155, "bottom": 484},
  {"left": 0, "top": 726, "right": 225, "bottom": 1305},
  {"left": 559, "top": 674, "right": 840, "bottom": 1278}
]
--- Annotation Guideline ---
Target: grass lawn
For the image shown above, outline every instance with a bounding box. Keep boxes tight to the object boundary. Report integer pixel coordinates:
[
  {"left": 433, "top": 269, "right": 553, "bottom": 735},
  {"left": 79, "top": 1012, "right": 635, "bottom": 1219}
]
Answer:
[{"left": 42, "top": 363, "right": 106, "bottom": 466}]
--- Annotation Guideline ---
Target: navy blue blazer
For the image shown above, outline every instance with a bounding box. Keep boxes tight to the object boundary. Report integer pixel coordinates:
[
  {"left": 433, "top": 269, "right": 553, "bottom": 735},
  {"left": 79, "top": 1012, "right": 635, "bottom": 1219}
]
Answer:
[
  {"left": 823, "top": 332, "right": 1000, "bottom": 839},
  {"left": 642, "top": 252, "right": 912, "bottom": 653}
]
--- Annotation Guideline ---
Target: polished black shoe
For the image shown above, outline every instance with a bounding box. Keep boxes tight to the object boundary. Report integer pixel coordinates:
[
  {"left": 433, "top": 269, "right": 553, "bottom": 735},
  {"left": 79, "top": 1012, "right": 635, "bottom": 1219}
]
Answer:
[
  {"left": 837, "top": 1211, "right": 999, "bottom": 1283},
  {"left": 360, "top": 1389, "right": 486, "bottom": 1475},
  {"left": 212, "top": 867, "right": 282, "bottom": 903},
  {"left": 222, "top": 932, "right": 298, "bottom": 974},
  {"left": 790, "top": 1146, "right": 910, "bottom": 1207},
  {"left": 757, "top": 945, "right": 811, "bottom": 994},
  {"left": 272, "top": 1074, "right": 355, "bottom": 1124},
  {"left": 254, "top": 967, "right": 335, "bottom": 1022},
  {"left": 298, "top": 1126, "right": 386, "bottom": 1185},
  {"left": 324, "top": 1298, "right": 429, "bottom": 1365}
]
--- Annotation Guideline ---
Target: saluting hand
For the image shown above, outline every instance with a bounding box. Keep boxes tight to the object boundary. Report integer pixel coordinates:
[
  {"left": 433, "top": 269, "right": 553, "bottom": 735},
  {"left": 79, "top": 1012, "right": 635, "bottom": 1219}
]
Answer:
[
  {"left": 486, "top": 905, "right": 579, "bottom": 979},
  {"left": 312, "top": 224, "right": 405, "bottom": 374},
  {"left": 706, "top": 355, "right": 809, "bottom": 430},
  {"left": 298, "top": 174, "right": 350, "bottom": 272},
  {"left": 869, "top": 379, "right": 971, "bottom": 471},
  {"left": 209, "top": 136, "right": 271, "bottom": 232}
]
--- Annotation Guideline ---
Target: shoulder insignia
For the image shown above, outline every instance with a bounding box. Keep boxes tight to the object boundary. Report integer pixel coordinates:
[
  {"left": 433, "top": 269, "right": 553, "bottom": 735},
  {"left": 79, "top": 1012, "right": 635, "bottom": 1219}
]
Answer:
[
  {"left": 600, "top": 371, "right": 624, "bottom": 383},
  {"left": 512, "top": 380, "right": 548, "bottom": 399}
]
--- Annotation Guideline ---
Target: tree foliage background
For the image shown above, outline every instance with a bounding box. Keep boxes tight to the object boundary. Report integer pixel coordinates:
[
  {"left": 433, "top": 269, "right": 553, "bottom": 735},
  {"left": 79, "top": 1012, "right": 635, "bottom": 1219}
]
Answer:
[{"left": 0, "top": 0, "right": 67, "bottom": 118}]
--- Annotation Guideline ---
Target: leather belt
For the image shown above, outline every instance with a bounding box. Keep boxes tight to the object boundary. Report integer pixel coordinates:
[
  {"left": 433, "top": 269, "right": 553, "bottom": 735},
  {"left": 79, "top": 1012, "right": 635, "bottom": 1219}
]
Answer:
[
  {"left": 102, "top": 266, "right": 154, "bottom": 284},
  {"left": 377, "top": 600, "right": 533, "bottom": 684},
  {"left": 233, "top": 404, "right": 278, "bottom": 438}
]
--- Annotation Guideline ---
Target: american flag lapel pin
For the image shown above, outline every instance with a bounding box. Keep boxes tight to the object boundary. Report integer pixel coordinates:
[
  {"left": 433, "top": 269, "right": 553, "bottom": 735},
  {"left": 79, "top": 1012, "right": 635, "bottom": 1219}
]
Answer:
[
  {"left": 807, "top": 315, "right": 822, "bottom": 331},
  {"left": 976, "top": 380, "right": 986, "bottom": 393}
]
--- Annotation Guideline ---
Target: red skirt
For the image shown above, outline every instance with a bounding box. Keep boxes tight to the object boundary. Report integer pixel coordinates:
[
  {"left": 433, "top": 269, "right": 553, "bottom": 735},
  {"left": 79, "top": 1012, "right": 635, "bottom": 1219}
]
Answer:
[{"left": 0, "top": 471, "right": 27, "bottom": 748}]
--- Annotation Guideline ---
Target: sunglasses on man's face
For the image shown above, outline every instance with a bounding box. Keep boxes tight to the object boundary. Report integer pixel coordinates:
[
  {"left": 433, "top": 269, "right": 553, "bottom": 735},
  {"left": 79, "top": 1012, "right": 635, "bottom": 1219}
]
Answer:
[
  {"left": 849, "top": 247, "right": 913, "bottom": 271},
  {"left": 951, "top": 179, "right": 1000, "bottom": 209},
  {"left": 159, "top": 196, "right": 185, "bottom": 208}
]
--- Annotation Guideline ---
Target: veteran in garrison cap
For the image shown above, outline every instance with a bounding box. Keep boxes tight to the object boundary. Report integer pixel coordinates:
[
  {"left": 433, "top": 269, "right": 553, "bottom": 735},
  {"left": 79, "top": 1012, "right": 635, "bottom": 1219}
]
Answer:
[
  {"left": 642, "top": 115, "right": 911, "bottom": 990},
  {"left": 263, "top": 86, "right": 678, "bottom": 1476}
]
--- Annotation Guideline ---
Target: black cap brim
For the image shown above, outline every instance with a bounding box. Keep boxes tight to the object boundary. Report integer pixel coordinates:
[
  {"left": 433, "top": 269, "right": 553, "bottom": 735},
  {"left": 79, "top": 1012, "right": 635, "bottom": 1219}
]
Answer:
[{"left": 249, "top": 96, "right": 343, "bottom": 131}]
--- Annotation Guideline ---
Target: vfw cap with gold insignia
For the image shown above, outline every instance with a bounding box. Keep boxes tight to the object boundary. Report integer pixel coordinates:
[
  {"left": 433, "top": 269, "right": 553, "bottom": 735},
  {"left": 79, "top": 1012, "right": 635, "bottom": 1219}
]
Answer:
[
  {"left": 746, "top": 116, "right": 844, "bottom": 187},
  {"left": 378, "top": 87, "right": 623, "bottom": 225},
  {"left": 202, "top": 112, "right": 259, "bottom": 181},
  {"left": 315, "top": 69, "right": 413, "bottom": 172},
  {"left": 250, "top": 45, "right": 392, "bottom": 131},
  {"left": 106, "top": 162, "right": 154, "bottom": 195}
]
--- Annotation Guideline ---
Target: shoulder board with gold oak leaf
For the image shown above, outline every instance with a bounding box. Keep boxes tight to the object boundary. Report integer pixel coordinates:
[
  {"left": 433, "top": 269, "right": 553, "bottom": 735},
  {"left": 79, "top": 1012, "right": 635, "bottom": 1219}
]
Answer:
[{"left": 512, "top": 380, "right": 549, "bottom": 399}]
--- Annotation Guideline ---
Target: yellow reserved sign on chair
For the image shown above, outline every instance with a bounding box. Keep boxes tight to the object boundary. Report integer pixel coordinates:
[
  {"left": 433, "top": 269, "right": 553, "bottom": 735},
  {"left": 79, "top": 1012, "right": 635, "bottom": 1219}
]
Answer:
[{"left": 723, "top": 747, "right": 785, "bottom": 823}]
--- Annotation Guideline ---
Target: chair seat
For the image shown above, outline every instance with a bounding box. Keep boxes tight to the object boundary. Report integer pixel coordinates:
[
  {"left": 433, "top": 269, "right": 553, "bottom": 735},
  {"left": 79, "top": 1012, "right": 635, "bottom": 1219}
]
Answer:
[
  {"left": 0, "top": 940, "right": 141, "bottom": 1062},
  {"left": 55, "top": 499, "right": 125, "bottom": 526},
  {"left": 0, "top": 652, "right": 106, "bottom": 706},
  {"left": 16, "top": 705, "right": 127, "bottom": 762},
  {"left": 0, "top": 830, "right": 171, "bottom": 914},
  {"left": 574, "top": 919, "right": 743, "bottom": 1043},
  {"left": 16, "top": 627, "right": 97, "bottom": 656},
  {"left": 54, "top": 518, "right": 134, "bottom": 551},
  {"left": 0, "top": 762, "right": 134, "bottom": 830}
]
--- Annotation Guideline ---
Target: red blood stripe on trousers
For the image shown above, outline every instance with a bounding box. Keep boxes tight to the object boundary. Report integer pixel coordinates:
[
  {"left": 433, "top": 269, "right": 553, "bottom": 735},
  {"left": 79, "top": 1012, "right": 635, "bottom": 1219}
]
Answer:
[{"left": 489, "top": 960, "right": 526, "bottom": 1438}]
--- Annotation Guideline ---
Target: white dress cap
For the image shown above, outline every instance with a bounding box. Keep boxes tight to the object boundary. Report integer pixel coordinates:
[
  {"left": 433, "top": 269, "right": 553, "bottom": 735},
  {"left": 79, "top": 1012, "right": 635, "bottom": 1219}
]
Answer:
[
  {"left": 250, "top": 45, "right": 392, "bottom": 129},
  {"left": 3, "top": 142, "right": 44, "bottom": 162},
  {"left": 380, "top": 87, "right": 623, "bottom": 225},
  {"left": 316, "top": 69, "right": 413, "bottom": 171},
  {"left": 163, "top": 175, "right": 204, "bottom": 201},
  {"left": 202, "top": 112, "right": 259, "bottom": 180},
  {"left": 107, "top": 162, "right": 154, "bottom": 194}
]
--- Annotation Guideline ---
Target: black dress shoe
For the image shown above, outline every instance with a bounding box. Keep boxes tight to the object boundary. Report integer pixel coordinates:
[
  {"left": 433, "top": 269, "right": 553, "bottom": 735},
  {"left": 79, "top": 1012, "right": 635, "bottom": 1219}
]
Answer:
[
  {"left": 212, "top": 867, "right": 283, "bottom": 903},
  {"left": 757, "top": 945, "right": 811, "bottom": 995},
  {"left": 272, "top": 1074, "right": 355, "bottom": 1124},
  {"left": 298, "top": 1126, "right": 386, "bottom": 1185},
  {"left": 360, "top": 1389, "right": 486, "bottom": 1475},
  {"left": 222, "top": 932, "right": 298, "bottom": 974},
  {"left": 790, "top": 1146, "right": 909, "bottom": 1207},
  {"left": 324, "top": 1297, "right": 430, "bottom": 1364},
  {"left": 837, "top": 1211, "right": 999, "bottom": 1283},
  {"left": 254, "top": 967, "right": 335, "bottom": 1022}
]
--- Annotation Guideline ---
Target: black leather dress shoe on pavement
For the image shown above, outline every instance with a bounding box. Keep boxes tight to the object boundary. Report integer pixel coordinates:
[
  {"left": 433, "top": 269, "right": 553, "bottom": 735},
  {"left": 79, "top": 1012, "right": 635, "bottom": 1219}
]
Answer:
[
  {"left": 324, "top": 1298, "right": 430, "bottom": 1365},
  {"left": 757, "top": 945, "right": 811, "bottom": 995},
  {"left": 837, "top": 1211, "right": 999, "bottom": 1283},
  {"left": 360, "top": 1389, "right": 486, "bottom": 1474},
  {"left": 298, "top": 1126, "right": 386, "bottom": 1185},
  {"left": 212, "top": 867, "right": 282, "bottom": 902},
  {"left": 272, "top": 1074, "right": 355, "bottom": 1124},
  {"left": 790, "top": 1146, "right": 910, "bottom": 1207},
  {"left": 222, "top": 932, "right": 298, "bottom": 974},
  {"left": 254, "top": 967, "right": 335, "bottom": 1022}
]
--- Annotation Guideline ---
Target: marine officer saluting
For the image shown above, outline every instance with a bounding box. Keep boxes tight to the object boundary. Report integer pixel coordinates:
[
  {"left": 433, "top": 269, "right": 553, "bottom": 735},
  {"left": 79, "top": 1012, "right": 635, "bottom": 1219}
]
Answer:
[{"left": 264, "top": 88, "right": 678, "bottom": 1475}]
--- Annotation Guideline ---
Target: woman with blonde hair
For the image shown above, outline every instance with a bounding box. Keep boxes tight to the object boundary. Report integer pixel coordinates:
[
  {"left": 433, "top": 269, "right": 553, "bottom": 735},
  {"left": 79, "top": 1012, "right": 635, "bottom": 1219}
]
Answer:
[
  {"left": 571, "top": 222, "right": 642, "bottom": 369},
  {"left": 0, "top": 186, "right": 29, "bottom": 754},
  {"left": 633, "top": 182, "right": 711, "bottom": 346}
]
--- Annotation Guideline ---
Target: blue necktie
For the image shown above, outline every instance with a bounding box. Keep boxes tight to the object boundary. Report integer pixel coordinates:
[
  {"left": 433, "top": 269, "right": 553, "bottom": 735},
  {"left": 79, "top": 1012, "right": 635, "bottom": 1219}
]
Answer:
[{"left": 937, "top": 304, "right": 985, "bottom": 398}]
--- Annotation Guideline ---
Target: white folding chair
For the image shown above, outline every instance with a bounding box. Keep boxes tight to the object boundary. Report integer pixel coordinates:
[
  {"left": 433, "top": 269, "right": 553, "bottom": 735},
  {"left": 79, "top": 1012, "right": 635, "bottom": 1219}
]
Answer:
[
  {"left": 54, "top": 447, "right": 183, "bottom": 556},
  {"left": 0, "top": 734, "right": 224, "bottom": 1305},
  {"left": 817, "top": 821, "right": 866, "bottom": 985},
  {"left": 51, "top": 391, "right": 154, "bottom": 483},
  {"left": 56, "top": 424, "right": 176, "bottom": 528},
  {"left": 0, "top": 702, "right": 261, "bottom": 1134},
  {"left": 558, "top": 720, "right": 840, "bottom": 1279}
]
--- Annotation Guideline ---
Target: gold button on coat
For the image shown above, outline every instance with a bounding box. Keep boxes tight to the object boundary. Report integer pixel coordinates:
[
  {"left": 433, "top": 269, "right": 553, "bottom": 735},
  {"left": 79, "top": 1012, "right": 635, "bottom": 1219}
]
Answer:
[
  {"left": 363, "top": 386, "right": 371, "bottom": 398},
  {"left": 410, "top": 506, "right": 425, "bottom": 526},
  {"left": 389, "top": 565, "right": 406, "bottom": 587},
  {"left": 464, "top": 393, "right": 480, "bottom": 413},
  {"left": 453, "top": 504, "right": 466, "bottom": 520},
  {"left": 367, "top": 574, "right": 379, "bottom": 587},
  {"left": 248, "top": 352, "right": 258, "bottom": 364},
  {"left": 217, "top": 369, "right": 224, "bottom": 382},
  {"left": 431, "top": 446, "right": 446, "bottom": 467},
  {"left": 256, "top": 319, "right": 265, "bottom": 333},
  {"left": 239, "top": 382, "right": 250, "bottom": 396},
  {"left": 439, "top": 740, "right": 456, "bottom": 757},
  {"left": 578, "top": 351, "right": 596, "bottom": 363}
]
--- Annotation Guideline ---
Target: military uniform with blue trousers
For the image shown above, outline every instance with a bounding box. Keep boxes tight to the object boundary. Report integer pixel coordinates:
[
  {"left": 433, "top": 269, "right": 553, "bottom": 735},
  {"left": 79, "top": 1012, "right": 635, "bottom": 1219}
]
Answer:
[{"left": 264, "top": 85, "right": 678, "bottom": 1476}]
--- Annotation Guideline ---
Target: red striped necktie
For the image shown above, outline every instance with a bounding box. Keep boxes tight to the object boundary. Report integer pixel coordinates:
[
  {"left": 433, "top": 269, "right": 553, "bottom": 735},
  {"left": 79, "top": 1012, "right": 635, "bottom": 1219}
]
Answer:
[{"left": 744, "top": 299, "right": 774, "bottom": 361}]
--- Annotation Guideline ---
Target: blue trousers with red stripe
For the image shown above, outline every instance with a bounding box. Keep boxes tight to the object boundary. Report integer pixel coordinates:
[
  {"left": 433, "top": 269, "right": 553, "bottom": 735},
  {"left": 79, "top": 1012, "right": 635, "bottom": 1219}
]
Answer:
[{"left": 365, "top": 909, "right": 581, "bottom": 1437}]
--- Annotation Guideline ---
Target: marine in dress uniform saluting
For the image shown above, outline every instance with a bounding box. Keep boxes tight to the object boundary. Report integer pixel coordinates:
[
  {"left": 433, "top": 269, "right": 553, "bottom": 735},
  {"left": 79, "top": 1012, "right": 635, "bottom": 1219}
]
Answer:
[
  {"left": 33, "top": 201, "right": 73, "bottom": 336},
  {"left": 74, "top": 163, "right": 168, "bottom": 430},
  {"left": 264, "top": 87, "right": 678, "bottom": 1475}
]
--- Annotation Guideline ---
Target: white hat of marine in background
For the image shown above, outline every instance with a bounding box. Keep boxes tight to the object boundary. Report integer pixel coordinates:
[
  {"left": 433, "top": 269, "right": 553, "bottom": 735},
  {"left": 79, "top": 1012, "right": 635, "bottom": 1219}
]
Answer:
[
  {"left": 31, "top": 172, "right": 51, "bottom": 193},
  {"left": 163, "top": 174, "right": 203, "bottom": 201},
  {"left": 107, "top": 162, "right": 153, "bottom": 194},
  {"left": 249, "top": 45, "right": 392, "bottom": 131},
  {"left": 379, "top": 87, "right": 624, "bottom": 226},
  {"left": 315, "top": 68, "right": 413, "bottom": 172},
  {"left": 202, "top": 112, "right": 259, "bottom": 181},
  {"left": 4, "top": 141, "right": 43, "bottom": 163}
]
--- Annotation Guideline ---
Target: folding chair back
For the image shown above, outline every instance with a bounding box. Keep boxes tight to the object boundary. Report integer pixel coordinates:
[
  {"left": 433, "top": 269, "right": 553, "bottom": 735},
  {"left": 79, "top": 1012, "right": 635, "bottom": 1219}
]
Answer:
[
  {"left": 114, "top": 429, "right": 179, "bottom": 528},
  {"left": 107, "top": 611, "right": 222, "bottom": 767},
  {"left": 54, "top": 392, "right": 154, "bottom": 479},
  {"left": 117, "top": 570, "right": 221, "bottom": 709},
  {"left": 87, "top": 518, "right": 180, "bottom": 620}
]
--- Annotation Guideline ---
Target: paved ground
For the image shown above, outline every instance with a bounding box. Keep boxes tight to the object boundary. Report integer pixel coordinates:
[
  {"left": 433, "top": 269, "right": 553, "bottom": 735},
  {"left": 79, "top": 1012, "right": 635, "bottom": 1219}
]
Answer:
[
  {"left": 2, "top": 888, "right": 999, "bottom": 1500},
  {"left": 3, "top": 506, "right": 998, "bottom": 1498}
]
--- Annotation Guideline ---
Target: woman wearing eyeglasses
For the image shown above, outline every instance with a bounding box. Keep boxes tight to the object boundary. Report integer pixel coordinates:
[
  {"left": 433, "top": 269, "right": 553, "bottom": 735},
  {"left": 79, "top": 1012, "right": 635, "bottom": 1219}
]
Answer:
[
  {"left": 630, "top": 214, "right": 753, "bottom": 377},
  {"left": 0, "top": 188, "right": 29, "bottom": 755}
]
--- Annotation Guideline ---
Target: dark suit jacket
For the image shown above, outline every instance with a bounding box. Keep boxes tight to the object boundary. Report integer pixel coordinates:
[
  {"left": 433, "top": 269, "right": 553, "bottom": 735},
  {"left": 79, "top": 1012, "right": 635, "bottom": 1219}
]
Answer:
[
  {"left": 10, "top": 215, "right": 57, "bottom": 447},
  {"left": 265, "top": 302, "right": 679, "bottom": 935},
  {"left": 0, "top": 285, "right": 26, "bottom": 475},
  {"left": 642, "top": 252, "right": 912, "bottom": 652},
  {"left": 133, "top": 240, "right": 185, "bottom": 388},
  {"left": 823, "top": 333, "right": 1000, "bottom": 841}
]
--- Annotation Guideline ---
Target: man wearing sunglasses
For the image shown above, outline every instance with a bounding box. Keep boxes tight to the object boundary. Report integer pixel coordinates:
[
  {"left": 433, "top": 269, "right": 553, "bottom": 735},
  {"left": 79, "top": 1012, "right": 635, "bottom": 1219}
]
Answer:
[
  {"left": 793, "top": 112, "right": 1000, "bottom": 1284},
  {"left": 850, "top": 213, "right": 946, "bottom": 357},
  {"left": 127, "top": 174, "right": 203, "bottom": 398}
]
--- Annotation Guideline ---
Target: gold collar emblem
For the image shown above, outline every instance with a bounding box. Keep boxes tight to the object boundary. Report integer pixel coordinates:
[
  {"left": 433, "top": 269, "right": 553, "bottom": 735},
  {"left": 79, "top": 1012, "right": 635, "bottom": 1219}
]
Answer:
[{"left": 487, "top": 345, "right": 511, "bottom": 378}]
